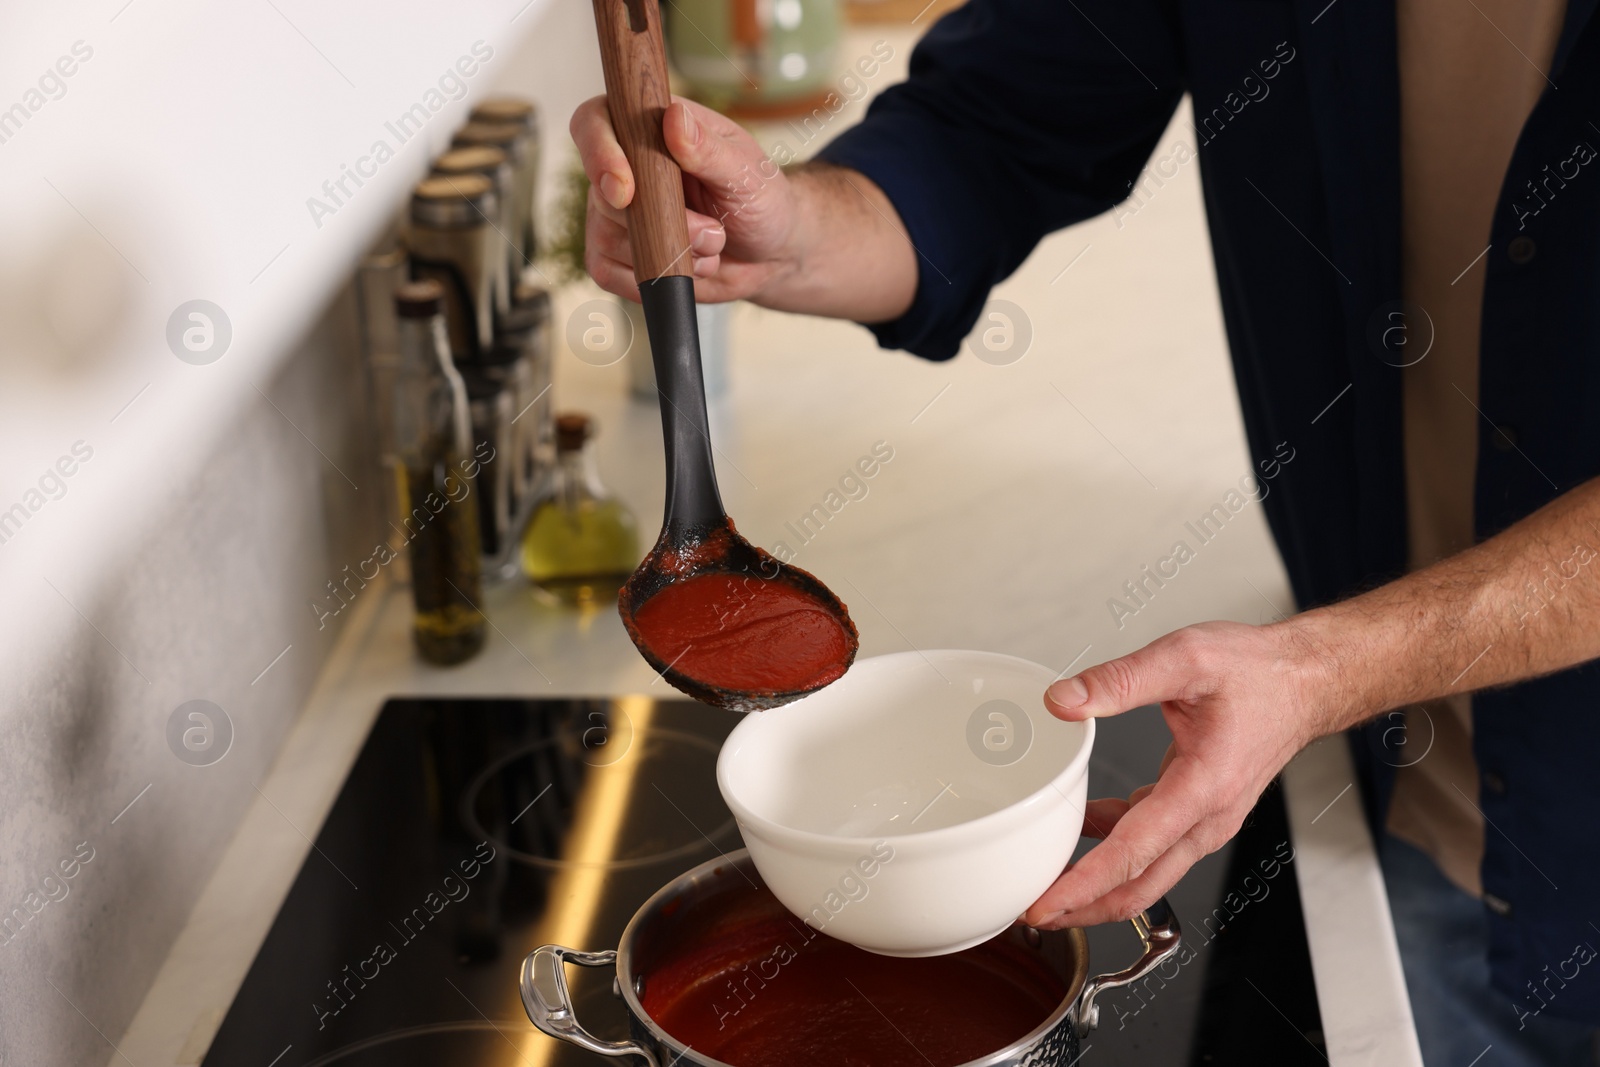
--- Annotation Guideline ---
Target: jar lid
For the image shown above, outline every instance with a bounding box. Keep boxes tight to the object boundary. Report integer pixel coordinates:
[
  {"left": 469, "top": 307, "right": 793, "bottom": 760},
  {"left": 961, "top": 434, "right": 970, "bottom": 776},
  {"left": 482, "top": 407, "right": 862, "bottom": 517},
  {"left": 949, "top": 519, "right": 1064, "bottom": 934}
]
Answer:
[
  {"left": 453, "top": 120, "right": 523, "bottom": 151},
  {"left": 480, "top": 341, "right": 525, "bottom": 371},
  {"left": 394, "top": 279, "right": 444, "bottom": 318},
  {"left": 433, "top": 145, "right": 509, "bottom": 177},
  {"left": 471, "top": 97, "right": 538, "bottom": 133},
  {"left": 411, "top": 173, "right": 496, "bottom": 227},
  {"left": 555, "top": 412, "right": 592, "bottom": 453},
  {"left": 499, "top": 281, "right": 552, "bottom": 335}
]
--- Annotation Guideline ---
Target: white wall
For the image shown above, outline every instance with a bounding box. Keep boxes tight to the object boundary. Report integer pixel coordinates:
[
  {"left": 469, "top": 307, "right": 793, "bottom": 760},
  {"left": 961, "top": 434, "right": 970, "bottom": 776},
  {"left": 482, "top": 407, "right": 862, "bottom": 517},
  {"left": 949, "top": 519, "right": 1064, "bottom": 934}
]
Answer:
[{"left": 0, "top": 3, "right": 602, "bottom": 1064}]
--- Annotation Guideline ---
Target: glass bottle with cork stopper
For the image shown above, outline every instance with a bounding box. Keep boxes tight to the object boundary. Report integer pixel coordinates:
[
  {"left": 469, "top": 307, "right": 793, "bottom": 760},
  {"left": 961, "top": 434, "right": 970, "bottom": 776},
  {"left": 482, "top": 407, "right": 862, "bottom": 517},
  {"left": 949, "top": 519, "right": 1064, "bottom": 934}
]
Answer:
[
  {"left": 391, "top": 279, "right": 487, "bottom": 664},
  {"left": 356, "top": 244, "right": 413, "bottom": 584},
  {"left": 520, "top": 413, "right": 639, "bottom": 608}
]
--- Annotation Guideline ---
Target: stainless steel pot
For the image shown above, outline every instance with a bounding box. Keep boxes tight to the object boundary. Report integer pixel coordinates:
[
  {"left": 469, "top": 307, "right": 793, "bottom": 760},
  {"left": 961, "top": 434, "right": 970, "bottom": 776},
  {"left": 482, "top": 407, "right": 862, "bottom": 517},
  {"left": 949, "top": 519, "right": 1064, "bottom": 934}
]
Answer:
[{"left": 522, "top": 849, "right": 1181, "bottom": 1066}]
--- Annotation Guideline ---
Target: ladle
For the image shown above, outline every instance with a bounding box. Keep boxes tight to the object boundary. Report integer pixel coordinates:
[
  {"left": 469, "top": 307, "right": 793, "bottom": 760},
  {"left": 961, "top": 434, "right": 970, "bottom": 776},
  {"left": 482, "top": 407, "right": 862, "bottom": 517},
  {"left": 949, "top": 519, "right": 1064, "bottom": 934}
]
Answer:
[{"left": 592, "top": 0, "right": 859, "bottom": 711}]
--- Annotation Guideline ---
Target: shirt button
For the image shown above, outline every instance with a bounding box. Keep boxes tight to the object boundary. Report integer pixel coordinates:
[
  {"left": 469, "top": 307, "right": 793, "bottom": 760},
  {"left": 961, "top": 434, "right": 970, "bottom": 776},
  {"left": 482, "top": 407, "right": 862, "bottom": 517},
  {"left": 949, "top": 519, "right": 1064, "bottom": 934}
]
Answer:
[
  {"left": 1484, "top": 892, "right": 1513, "bottom": 917},
  {"left": 1483, "top": 771, "right": 1507, "bottom": 795},
  {"left": 1508, "top": 236, "right": 1537, "bottom": 264},
  {"left": 1490, "top": 424, "right": 1520, "bottom": 452}
]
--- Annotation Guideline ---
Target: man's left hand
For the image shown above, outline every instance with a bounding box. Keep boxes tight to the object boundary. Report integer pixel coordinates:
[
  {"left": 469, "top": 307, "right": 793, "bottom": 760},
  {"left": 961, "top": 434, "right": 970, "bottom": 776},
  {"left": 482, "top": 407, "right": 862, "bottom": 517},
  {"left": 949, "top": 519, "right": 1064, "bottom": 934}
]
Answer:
[{"left": 1023, "top": 620, "right": 1336, "bottom": 929}]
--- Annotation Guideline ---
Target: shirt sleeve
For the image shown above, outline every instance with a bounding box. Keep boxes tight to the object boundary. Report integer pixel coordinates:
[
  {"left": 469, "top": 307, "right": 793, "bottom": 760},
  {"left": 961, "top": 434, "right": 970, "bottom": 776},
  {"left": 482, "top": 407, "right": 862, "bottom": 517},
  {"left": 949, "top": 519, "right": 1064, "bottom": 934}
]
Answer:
[{"left": 817, "top": 0, "right": 1186, "bottom": 360}]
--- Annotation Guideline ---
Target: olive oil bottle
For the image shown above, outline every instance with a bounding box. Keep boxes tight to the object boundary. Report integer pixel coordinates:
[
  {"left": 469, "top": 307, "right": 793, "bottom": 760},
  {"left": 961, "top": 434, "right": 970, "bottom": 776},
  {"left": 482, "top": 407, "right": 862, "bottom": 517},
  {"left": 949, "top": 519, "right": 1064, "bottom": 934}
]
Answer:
[
  {"left": 392, "top": 280, "right": 487, "bottom": 664},
  {"left": 520, "top": 414, "right": 639, "bottom": 607}
]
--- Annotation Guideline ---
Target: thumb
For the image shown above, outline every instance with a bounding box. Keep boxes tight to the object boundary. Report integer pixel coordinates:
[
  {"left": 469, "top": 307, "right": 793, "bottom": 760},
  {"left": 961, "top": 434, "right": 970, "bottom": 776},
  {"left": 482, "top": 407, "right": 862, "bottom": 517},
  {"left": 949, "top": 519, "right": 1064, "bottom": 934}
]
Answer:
[
  {"left": 1044, "top": 632, "right": 1207, "bottom": 720},
  {"left": 662, "top": 100, "right": 769, "bottom": 200}
]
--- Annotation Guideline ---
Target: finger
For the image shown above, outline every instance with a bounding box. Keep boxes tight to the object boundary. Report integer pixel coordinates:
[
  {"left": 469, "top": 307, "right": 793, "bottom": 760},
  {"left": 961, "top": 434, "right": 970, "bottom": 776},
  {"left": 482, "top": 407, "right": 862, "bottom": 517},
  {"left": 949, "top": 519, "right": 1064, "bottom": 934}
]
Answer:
[
  {"left": 1044, "top": 629, "right": 1214, "bottom": 721},
  {"left": 1035, "top": 826, "right": 1207, "bottom": 929},
  {"left": 585, "top": 247, "right": 641, "bottom": 303},
  {"left": 593, "top": 188, "right": 722, "bottom": 238},
  {"left": 590, "top": 184, "right": 628, "bottom": 228},
  {"left": 588, "top": 205, "right": 634, "bottom": 268},
  {"left": 591, "top": 189, "right": 725, "bottom": 263},
  {"left": 595, "top": 214, "right": 721, "bottom": 282},
  {"left": 1024, "top": 757, "right": 1207, "bottom": 921},
  {"left": 1157, "top": 742, "right": 1178, "bottom": 777},
  {"left": 689, "top": 214, "right": 727, "bottom": 257},
  {"left": 1123, "top": 745, "right": 1177, "bottom": 806},
  {"left": 662, "top": 98, "right": 774, "bottom": 198},
  {"left": 571, "top": 96, "right": 634, "bottom": 210},
  {"left": 1082, "top": 797, "right": 1132, "bottom": 838}
]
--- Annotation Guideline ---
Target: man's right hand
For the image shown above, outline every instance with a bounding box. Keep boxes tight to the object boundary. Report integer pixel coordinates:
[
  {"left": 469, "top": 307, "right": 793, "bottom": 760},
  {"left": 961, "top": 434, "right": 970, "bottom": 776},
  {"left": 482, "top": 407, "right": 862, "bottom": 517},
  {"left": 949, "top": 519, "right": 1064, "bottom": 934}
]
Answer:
[
  {"left": 568, "top": 96, "right": 918, "bottom": 323},
  {"left": 570, "top": 96, "right": 803, "bottom": 305}
]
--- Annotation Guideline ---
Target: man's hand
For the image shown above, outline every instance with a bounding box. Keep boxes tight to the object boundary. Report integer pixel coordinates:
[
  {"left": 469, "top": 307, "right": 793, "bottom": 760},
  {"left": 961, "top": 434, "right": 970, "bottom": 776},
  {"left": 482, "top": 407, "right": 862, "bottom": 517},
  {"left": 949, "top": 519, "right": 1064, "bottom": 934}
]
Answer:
[
  {"left": 1024, "top": 475, "right": 1600, "bottom": 928},
  {"left": 1023, "top": 620, "right": 1334, "bottom": 929},
  {"left": 569, "top": 96, "right": 918, "bottom": 321},
  {"left": 571, "top": 96, "right": 803, "bottom": 304}
]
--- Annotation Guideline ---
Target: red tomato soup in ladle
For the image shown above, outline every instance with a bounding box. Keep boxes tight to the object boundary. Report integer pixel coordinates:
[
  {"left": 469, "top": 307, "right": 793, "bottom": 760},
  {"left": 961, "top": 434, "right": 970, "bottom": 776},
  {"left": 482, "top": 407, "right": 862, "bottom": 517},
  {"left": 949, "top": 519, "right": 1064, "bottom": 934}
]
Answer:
[{"left": 631, "top": 572, "right": 855, "bottom": 693}]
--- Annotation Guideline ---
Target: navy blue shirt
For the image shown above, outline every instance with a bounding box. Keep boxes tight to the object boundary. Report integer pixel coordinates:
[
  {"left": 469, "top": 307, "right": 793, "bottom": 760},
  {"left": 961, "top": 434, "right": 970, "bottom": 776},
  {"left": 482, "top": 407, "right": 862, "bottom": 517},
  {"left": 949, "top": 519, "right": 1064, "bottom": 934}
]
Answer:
[{"left": 819, "top": 0, "right": 1600, "bottom": 1023}]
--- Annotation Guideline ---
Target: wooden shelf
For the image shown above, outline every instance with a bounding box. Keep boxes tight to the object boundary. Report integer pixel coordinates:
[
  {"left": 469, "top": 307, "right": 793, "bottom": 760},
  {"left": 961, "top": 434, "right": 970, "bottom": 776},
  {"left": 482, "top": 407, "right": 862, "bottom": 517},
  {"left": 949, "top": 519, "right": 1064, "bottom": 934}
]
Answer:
[{"left": 845, "top": 0, "right": 966, "bottom": 26}]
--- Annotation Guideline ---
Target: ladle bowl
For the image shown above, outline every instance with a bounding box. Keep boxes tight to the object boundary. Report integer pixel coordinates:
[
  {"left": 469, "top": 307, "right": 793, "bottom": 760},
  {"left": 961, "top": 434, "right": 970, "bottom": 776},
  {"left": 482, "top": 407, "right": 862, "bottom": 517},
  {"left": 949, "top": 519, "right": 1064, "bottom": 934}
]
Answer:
[
  {"left": 593, "top": 0, "right": 858, "bottom": 711},
  {"left": 619, "top": 523, "right": 859, "bottom": 711}
]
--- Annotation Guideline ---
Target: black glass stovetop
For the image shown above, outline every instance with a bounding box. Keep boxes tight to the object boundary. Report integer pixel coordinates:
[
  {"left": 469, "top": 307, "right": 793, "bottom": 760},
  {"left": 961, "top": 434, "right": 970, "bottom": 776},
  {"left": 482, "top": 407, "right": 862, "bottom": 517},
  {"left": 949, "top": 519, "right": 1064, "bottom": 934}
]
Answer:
[{"left": 200, "top": 698, "right": 1323, "bottom": 1067}]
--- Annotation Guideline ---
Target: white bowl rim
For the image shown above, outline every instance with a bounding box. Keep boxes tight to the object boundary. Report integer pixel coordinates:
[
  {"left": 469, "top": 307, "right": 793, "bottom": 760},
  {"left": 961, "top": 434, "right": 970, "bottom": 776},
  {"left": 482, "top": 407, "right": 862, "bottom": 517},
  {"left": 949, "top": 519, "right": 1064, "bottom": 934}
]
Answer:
[{"left": 716, "top": 649, "right": 1096, "bottom": 851}]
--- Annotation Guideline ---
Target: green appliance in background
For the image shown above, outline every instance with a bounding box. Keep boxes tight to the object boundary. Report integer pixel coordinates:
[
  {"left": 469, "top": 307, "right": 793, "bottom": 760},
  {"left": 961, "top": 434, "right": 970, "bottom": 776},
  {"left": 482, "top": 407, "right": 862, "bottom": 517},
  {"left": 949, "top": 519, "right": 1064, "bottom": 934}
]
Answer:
[{"left": 664, "top": 0, "right": 843, "bottom": 117}]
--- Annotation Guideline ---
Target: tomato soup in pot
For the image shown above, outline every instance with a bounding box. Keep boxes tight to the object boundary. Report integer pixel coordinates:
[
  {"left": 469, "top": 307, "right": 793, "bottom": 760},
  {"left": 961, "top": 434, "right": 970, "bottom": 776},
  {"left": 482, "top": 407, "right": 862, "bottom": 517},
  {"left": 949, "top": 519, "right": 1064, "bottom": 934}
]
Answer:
[
  {"left": 633, "top": 875, "right": 1069, "bottom": 1067},
  {"left": 523, "top": 851, "right": 1180, "bottom": 1067}
]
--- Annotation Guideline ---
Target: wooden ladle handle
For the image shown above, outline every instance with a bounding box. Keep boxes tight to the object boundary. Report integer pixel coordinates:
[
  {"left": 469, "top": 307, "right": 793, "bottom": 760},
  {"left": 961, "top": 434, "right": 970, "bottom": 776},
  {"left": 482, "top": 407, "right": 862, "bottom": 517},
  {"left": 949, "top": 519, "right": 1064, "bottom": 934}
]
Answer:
[{"left": 591, "top": 0, "right": 693, "bottom": 282}]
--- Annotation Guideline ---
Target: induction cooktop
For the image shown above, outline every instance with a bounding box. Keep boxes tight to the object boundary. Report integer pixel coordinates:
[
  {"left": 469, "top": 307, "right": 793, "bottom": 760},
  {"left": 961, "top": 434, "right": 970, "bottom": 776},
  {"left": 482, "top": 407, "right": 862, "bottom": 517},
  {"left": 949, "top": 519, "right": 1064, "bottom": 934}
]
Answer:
[{"left": 199, "top": 698, "right": 1322, "bottom": 1066}]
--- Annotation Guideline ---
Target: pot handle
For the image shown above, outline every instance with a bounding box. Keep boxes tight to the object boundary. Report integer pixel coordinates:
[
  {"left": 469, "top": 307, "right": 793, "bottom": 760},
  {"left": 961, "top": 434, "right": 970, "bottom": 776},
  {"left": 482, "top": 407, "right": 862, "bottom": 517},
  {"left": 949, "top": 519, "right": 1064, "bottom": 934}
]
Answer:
[
  {"left": 521, "top": 944, "right": 660, "bottom": 1066},
  {"left": 1075, "top": 897, "right": 1183, "bottom": 1037}
]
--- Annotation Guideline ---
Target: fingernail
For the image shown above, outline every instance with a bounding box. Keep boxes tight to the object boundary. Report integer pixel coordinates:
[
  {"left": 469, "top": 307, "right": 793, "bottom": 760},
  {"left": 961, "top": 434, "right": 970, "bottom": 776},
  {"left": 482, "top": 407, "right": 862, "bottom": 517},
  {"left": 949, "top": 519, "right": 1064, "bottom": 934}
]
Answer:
[
  {"left": 1048, "top": 677, "right": 1089, "bottom": 710},
  {"left": 691, "top": 227, "right": 717, "bottom": 254},
  {"left": 680, "top": 106, "right": 702, "bottom": 146},
  {"left": 599, "top": 172, "right": 626, "bottom": 209}
]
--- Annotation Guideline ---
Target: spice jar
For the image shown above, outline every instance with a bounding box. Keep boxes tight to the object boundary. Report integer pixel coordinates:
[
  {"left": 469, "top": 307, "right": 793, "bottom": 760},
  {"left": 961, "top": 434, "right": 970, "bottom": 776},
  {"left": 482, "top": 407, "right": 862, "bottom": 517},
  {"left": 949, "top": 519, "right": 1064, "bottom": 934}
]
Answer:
[
  {"left": 470, "top": 98, "right": 541, "bottom": 264},
  {"left": 408, "top": 173, "right": 498, "bottom": 363},
  {"left": 459, "top": 364, "right": 515, "bottom": 566},
  {"left": 454, "top": 112, "right": 538, "bottom": 285},
  {"left": 432, "top": 145, "right": 515, "bottom": 318},
  {"left": 488, "top": 280, "right": 553, "bottom": 506}
]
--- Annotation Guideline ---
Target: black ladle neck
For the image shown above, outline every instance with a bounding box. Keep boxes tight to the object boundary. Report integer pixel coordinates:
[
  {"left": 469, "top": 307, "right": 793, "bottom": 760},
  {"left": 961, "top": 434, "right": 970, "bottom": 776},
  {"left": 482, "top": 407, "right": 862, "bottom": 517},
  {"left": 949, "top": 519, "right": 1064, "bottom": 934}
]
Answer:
[{"left": 639, "top": 275, "right": 727, "bottom": 534}]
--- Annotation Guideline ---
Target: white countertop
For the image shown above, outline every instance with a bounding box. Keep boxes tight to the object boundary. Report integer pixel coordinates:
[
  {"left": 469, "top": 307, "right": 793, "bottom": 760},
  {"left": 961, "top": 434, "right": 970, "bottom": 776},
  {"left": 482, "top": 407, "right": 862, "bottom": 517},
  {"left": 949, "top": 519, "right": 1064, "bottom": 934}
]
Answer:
[
  {"left": 105, "top": 20, "right": 1419, "bottom": 1066},
  {"left": 1285, "top": 738, "right": 1425, "bottom": 1065}
]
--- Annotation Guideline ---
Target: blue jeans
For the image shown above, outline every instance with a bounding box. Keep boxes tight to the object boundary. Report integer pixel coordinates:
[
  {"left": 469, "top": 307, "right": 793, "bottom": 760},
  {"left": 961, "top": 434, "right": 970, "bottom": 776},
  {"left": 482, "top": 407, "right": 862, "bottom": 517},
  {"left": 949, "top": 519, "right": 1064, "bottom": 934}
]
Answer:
[{"left": 1381, "top": 834, "right": 1600, "bottom": 1066}]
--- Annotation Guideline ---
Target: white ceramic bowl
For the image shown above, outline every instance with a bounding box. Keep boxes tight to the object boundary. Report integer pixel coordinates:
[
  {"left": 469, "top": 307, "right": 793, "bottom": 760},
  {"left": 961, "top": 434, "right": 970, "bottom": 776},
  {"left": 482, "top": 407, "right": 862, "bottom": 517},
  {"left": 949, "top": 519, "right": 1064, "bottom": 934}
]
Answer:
[{"left": 717, "top": 650, "right": 1093, "bottom": 957}]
